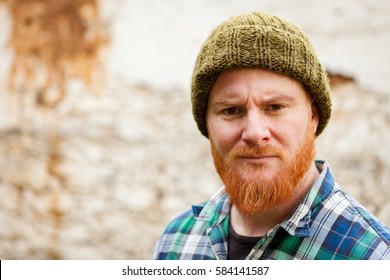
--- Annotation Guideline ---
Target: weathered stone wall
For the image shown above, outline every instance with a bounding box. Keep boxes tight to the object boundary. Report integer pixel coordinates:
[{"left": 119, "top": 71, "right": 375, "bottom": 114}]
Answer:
[
  {"left": 0, "top": 78, "right": 220, "bottom": 259},
  {"left": 0, "top": 75, "right": 389, "bottom": 260},
  {"left": 0, "top": 0, "right": 389, "bottom": 260}
]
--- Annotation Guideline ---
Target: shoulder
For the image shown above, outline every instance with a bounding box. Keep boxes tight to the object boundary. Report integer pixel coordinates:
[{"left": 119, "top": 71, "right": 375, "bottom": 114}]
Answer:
[
  {"left": 162, "top": 203, "right": 205, "bottom": 235},
  {"left": 152, "top": 206, "right": 200, "bottom": 260},
  {"left": 308, "top": 161, "right": 390, "bottom": 259},
  {"left": 313, "top": 185, "right": 390, "bottom": 259},
  {"left": 152, "top": 189, "right": 230, "bottom": 260}
]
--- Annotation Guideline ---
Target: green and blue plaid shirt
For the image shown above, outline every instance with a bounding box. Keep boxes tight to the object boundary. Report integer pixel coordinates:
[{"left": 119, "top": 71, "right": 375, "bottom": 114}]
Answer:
[{"left": 153, "top": 161, "right": 390, "bottom": 260}]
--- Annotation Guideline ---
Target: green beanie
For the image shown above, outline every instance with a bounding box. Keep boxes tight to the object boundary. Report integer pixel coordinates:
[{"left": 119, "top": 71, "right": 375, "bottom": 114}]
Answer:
[{"left": 191, "top": 11, "right": 331, "bottom": 137}]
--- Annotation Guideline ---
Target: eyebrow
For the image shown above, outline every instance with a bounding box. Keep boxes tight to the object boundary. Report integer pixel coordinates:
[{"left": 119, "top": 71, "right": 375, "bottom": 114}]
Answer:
[
  {"left": 211, "top": 99, "right": 242, "bottom": 107},
  {"left": 263, "top": 94, "right": 296, "bottom": 103},
  {"left": 211, "top": 94, "right": 297, "bottom": 106}
]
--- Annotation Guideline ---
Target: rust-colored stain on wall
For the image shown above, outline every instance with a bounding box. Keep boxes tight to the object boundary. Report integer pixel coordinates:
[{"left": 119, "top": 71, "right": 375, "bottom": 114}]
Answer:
[{"left": 0, "top": 0, "right": 108, "bottom": 107}]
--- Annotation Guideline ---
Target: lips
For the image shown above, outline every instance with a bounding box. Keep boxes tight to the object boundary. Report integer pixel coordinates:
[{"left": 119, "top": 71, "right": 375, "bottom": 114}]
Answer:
[
  {"left": 237, "top": 155, "right": 278, "bottom": 163},
  {"left": 240, "top": 155, "right": 275, "bottom": 159}
]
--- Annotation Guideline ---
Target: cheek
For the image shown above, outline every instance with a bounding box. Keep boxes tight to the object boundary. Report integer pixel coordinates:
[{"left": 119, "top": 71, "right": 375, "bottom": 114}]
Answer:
[
  {"left": 272, "top": 115, "right": 311, "bottom": 147},
  {"left": 207, "top": 119, "right": 240, "bottom": 156}
]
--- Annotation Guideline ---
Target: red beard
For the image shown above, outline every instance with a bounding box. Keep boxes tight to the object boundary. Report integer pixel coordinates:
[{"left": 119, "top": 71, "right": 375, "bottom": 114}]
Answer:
[{"left": 210, "top": 127, "right": 316, "bottom": 216}]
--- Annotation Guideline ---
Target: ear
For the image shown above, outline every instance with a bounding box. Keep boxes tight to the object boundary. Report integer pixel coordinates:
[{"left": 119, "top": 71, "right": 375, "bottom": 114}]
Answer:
[{"left": 310, "top": 103, "right": 320, "bottom": 134}]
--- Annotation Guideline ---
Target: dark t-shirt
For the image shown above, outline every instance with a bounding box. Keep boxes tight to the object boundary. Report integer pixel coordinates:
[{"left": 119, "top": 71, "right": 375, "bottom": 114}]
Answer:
[{"left": 227, "top": 222, "right": 262, "bottom": 260}]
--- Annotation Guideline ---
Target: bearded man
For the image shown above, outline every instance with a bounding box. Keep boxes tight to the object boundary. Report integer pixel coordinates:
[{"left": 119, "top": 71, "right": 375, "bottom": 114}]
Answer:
[{"left": 152, "top": 11, "right": 390, "bottom": 260}]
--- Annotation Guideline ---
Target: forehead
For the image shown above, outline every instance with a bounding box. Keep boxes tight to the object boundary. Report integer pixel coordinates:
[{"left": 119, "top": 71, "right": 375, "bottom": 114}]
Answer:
[{"left": 209, "top": 68, "right": 309, "bottom": 103}]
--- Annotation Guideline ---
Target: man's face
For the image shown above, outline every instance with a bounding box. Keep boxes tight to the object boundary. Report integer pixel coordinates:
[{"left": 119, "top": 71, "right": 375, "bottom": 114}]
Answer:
[{"left": 206, "top": 68, "right": 319, "bottom": 215}]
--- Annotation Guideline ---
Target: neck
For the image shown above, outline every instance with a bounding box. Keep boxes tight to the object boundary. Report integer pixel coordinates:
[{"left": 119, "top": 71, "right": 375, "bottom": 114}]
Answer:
[{"left": 230, "top": 162, "right": 319, "bottom": 237}]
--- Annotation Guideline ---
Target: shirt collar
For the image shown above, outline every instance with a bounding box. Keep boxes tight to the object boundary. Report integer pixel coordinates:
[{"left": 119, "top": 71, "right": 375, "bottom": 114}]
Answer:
[
  {"left": 192, "top": 187, "right": 230, "bottom": 226},
  {"left": 279, "top": 160, "right": 335, "bottom": 237},
  {"left": 191, "top": 188, "right": 231, "bottom": 259}
]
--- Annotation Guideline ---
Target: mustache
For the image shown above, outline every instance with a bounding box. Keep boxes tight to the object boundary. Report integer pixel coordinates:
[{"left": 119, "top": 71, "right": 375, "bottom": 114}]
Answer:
[{"left": 227, "top": 146, "right": 286, "bottom": 160}]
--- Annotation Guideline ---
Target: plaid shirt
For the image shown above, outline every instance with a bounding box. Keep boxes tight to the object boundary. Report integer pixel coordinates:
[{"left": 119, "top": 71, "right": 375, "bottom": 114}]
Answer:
[{"left": 152, "top": 161, "right": 390, "bottom": 260}]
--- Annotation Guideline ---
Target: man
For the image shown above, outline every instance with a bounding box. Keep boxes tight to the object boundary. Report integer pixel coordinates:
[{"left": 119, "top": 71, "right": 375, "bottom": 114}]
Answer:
[{"left": 153, "top": 11, "right": 390, "bottom": 260}]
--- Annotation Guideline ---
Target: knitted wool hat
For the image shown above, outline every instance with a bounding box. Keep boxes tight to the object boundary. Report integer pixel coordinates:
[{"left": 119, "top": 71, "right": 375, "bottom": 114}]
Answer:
[{"left": 191, "top": 11, "right": 331, "bottom": 137}]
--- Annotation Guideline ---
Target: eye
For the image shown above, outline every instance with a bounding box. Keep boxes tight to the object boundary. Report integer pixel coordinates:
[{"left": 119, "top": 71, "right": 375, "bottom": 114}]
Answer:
[
  {"left": 267, "top": 104, "right": 284, "bottom": 111},
  {"left": 223, "top": 107, "right": 241, "bottom": 115}
]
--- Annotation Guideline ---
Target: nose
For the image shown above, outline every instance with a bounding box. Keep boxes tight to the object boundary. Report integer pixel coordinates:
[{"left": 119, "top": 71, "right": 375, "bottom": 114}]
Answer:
[{"left": 241, "top": 111, "right": 271, "bottom": 145}]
